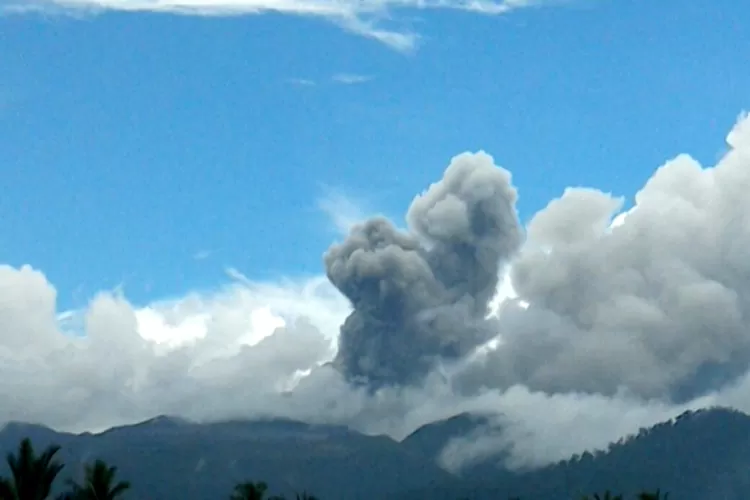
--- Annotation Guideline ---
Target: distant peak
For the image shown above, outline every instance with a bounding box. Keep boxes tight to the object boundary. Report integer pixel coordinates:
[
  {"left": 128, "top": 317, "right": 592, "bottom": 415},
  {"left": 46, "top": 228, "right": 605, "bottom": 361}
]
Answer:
[
  {"left": 98, "top": 415, "right": 193, "bottom": 435},
  {"left": 140, "top": 415, "right": 192, "bottom": 427},
  {"left": 673, "top": 406, "right": 747, "bottom": 424},
  {"left": 404, "top": 411, "right": 497, "bottom": 440},
  {"left": 1, "top": 421, "right": 53, "bottom": 433}
]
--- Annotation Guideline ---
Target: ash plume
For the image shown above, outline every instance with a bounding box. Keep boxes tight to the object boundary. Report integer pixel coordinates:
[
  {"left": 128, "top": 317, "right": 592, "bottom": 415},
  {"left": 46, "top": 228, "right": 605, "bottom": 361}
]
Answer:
[
  {"left": 324, "top": 151, "right": 522, "bottom": 388},
  {"left": 456, "top": 113, "right": 750, "bottom": 402}
]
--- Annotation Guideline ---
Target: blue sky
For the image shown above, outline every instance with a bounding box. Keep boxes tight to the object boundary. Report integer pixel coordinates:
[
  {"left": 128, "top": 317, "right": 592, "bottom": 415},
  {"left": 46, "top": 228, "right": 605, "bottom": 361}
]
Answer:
[{"left": 1, "top": 0, "right": 748, "bottom": 311}]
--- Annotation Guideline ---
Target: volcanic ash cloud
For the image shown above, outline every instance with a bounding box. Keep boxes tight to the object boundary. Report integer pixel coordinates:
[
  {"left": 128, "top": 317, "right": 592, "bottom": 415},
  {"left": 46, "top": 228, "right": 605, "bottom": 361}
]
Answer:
[{"left": 324, "top": 151, "right": 522, "bottom": 388}]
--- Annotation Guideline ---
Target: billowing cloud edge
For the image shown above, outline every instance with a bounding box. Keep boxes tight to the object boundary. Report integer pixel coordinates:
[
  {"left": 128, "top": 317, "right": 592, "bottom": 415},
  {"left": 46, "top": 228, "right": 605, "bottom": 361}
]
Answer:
[{"left": 1, "top": 112, "right": 749, "bottom": 473}]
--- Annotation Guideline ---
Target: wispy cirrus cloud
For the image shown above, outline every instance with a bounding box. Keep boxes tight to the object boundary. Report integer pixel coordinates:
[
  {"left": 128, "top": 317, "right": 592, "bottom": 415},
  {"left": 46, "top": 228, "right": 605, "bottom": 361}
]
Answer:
[
  {"left": 331, "top": 73, "right": 373, "bottom": 85},
  {"left": 3, "top": 0, "right": 567, "bottom": 51},
  {"left": 316, "top": 187, "right": 369, "bottom": 235},
  {"left": 285, "top": 73, "right": 373, "bottom": 87},
  {"left": 286, "top": 77, "right": 317, "bottom": 87},
  {"left": 192, "top": 250, "right": 212, "bottom": 261}
]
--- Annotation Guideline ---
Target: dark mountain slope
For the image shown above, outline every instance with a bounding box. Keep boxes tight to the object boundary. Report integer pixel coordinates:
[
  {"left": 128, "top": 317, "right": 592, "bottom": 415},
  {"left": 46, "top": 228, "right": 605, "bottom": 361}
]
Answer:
[
  {"left": 401, "top": 411, "right": 519, "bottom": 486},
  {"left": 4, "top": 407, "right": 750, "bottom": 499},
  {"left": 402, "top": 412, "right": 493, "bottom": 460},
  {"left": 0, "top": 416, "right": 457, "bottom": 500},
  {"left": 398, "top": 407, "right": 750, "bottom": 500}
]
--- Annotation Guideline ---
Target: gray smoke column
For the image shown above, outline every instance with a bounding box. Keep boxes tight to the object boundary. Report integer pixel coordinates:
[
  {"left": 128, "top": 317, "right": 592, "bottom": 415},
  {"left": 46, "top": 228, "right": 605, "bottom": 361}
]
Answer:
[{"left": 324, "top": 151, "right": 522, "bottom": 387}]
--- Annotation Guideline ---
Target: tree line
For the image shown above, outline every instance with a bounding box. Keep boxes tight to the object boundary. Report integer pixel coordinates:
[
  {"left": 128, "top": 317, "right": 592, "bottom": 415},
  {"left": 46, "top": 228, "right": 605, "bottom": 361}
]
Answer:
[{"left": 0, "top": 437, "right": 669, "bottom": 499}]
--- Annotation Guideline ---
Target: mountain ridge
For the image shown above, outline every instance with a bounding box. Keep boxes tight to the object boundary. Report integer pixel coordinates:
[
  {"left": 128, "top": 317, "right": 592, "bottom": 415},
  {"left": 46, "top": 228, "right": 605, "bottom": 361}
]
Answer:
[{"left": 1, "top": 406, "right": 749, "bottom": 499}]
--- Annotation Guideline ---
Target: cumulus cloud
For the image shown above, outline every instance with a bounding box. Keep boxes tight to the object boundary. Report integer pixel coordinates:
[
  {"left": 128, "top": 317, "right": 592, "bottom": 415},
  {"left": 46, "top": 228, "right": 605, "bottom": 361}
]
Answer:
[
  {"left": 455, "top": 112, "right": 750, "bottom": 404},
  {"left": 2, "top": 0, "right": 572, "bottom": 50},
  {"left": 4, "top": 113, "right": 750, "bottom": 474}
]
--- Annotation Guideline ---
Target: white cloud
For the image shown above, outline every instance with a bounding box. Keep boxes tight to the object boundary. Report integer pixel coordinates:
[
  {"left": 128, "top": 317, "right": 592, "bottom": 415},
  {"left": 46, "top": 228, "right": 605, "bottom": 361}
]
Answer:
[
  {"left": 316, "top": 188, "right": 370, "bottom": 235},
  {"left": 4, "top": 0, "right": 571, "bottom": 51},
  {"left": 331, "top": 73, "right": 373, "bottom": 85},
  {"left": 192, "top": 249, "right": 211, "bottom": 260},
  {"left": 0, "top": 253, "right": 729, "bottom": 468},
  {"left": 286, "top": 77, "right": 316, "bottom": 86},
  {"left": 286, "top": 74, "right": 374, "bottom": 88},
  {"left": 4, "top": 112, "right": 750, "bottom": 474}
]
